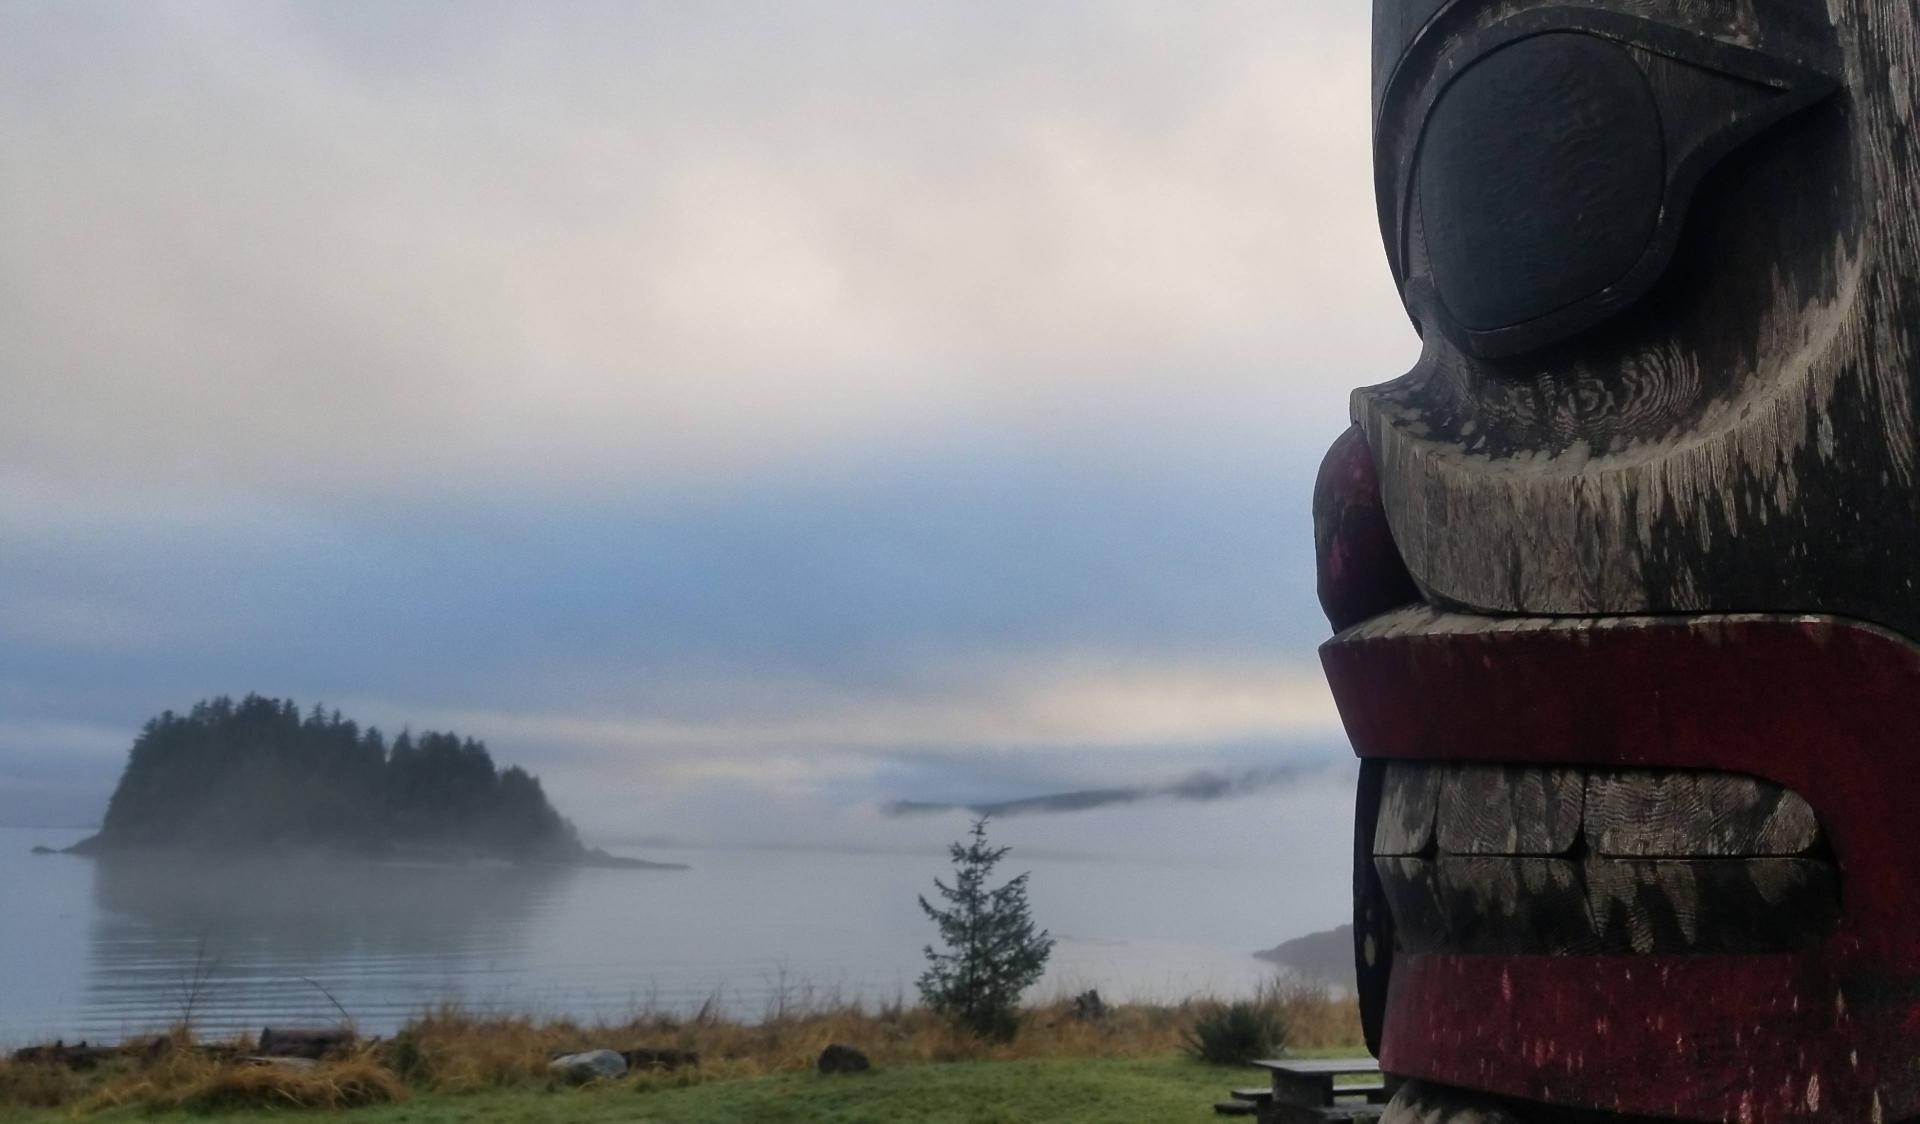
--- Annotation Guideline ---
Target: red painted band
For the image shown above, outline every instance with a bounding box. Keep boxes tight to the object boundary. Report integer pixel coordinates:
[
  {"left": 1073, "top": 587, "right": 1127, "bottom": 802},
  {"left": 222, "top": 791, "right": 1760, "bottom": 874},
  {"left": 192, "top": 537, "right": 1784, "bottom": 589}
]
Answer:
[{"left": 1322, "top": 609, "right": 1920, "bottom": 1122}]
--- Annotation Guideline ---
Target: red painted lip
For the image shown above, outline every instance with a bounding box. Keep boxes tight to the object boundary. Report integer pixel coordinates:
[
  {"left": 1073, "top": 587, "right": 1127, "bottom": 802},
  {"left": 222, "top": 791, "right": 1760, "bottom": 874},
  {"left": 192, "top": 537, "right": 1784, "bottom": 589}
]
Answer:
[{"left": 1321, "top": 607, "right": 1920, "bottom": 1123}]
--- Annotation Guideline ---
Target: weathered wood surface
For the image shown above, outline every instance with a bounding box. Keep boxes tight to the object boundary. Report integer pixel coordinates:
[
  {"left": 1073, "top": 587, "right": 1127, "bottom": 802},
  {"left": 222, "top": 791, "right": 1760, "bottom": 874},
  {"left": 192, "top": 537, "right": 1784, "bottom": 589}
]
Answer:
[
  {"left": 1256, "top": 1058, "right": 1386, "bottom": 1113},
  {"left": 9, "top": 1041, "right": 124, "bottom": 1070},
  {"left": 1355, "top": 0, "right": 1920, "bottom": 644},
  {"left": 1373, "top": 763, "right": 1440, "bottom": 856},
  {"left": 1352, "top": 758, "right": 1395, "bottom": 1058},
  {"left": 1322, "top": 609, "right": 1920, "bottom": 1120},
  {"left": 1254, "top": 1058, "right": 1385, "bottom": 1077},
  {"left": 1378, "top": 1081, "right": 1528, "bottom": 1124},
  {"left": 1315, "top": 426, "right": 1423, "bottom": 633},
  {"left": 1372, "top": 857, "right": 1449, "bottom": 955},
  {"left": 1433, "top": 857, "right": 1598, "bottom": 955},
  {"left": 1585, "top": 769, "right": 1819, "bottom": 857},
  {"left": 8, "top": 1037, "right": 228, "bottom": 1070},
  {"left": 1435, "top": 764, "right": 1582, "bottom": 856},
  {"left": 1587, "top": 857, "right": 1840, "bottom": 954},
  {"left": 1377, "top": 761, "right": 1821, "bottom": 861},
  {"left": 1330, "top": 1, "right": 1920, "bottom": 1117},
  {"left": 1368, "top": 756, "right": 1832, "bottom": 955},
  {"left": 621, "top": 1047, "right": 699, "bottom": 1071}
]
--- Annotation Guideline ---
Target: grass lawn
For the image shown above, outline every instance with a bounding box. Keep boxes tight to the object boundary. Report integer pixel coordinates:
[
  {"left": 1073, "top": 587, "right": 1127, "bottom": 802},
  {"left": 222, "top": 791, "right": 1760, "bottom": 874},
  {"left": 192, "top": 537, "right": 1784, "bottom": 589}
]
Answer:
[{"left": 23, "top": 1057, "right": 1255, "bottom": 1124}]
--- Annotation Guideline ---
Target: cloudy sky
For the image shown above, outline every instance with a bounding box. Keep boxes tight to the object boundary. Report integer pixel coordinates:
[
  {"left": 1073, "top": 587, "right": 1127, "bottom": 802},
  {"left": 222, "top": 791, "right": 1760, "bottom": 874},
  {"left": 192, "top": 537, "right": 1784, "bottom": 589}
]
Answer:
[{"left": 0, "top": 1, "right": 1418, "bottom": 856}]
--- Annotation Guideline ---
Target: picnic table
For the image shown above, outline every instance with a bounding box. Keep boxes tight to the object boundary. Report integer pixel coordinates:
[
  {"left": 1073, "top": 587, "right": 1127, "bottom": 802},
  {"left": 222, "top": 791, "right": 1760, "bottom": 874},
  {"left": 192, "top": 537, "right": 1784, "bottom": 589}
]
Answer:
[{"left": 1215, "top": 1057, "right": 1391, "bottom": 1122}]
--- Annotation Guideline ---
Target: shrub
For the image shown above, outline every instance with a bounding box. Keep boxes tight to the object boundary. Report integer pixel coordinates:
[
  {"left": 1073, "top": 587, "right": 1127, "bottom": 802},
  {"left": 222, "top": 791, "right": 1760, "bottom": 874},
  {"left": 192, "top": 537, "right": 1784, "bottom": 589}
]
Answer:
[{"left": 1182, "top": 997, "right": 1290, "bottom": 1065}]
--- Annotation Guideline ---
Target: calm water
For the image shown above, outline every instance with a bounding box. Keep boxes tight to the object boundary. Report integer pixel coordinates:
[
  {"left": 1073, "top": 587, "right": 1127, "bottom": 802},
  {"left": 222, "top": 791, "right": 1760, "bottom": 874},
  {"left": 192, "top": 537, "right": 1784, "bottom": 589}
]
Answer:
[{"left": 0, "top": 825, "right": 1310, "bottom": 1045}]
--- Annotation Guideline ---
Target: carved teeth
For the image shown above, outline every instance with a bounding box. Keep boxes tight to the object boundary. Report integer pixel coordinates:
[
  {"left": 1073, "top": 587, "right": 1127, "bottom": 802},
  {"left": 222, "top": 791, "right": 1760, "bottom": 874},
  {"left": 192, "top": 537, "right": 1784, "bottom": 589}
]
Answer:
[
  {"left": 1586, "top": 769, "right": 1821, "bottom": 857},
  {"left": 1372, "top": 762, "right": 1836, "bottom": 955},
  {"left": 1437, "top": 764, "right": 1583, "bottom": 856},
  {"left": 1375, "top": 762, "right": 1442, "bottom": 856}
]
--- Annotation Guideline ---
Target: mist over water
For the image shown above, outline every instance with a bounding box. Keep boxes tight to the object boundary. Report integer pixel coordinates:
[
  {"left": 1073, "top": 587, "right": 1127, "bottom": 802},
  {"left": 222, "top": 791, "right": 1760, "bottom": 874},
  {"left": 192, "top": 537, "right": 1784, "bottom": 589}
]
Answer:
[{"left": 0, "top": 815, "right": 1342, "bottom": 1046}]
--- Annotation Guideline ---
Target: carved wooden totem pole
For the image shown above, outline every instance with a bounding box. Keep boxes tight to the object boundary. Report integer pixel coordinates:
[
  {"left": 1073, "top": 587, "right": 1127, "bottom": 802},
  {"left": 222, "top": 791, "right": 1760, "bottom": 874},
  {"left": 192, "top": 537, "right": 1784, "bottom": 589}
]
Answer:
[{"left": 1315, "top": 2, "right": 1920, "bottom": 1121}]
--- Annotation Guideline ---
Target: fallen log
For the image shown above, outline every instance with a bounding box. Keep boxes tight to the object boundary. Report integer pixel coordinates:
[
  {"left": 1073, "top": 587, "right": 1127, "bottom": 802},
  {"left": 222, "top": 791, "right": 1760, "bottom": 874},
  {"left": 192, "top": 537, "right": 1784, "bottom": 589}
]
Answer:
[
  {"left": 257, "top": 1026, "right": 354, "bottom": 1060},
  {"left": 621, "top": 1047, "right": 700, "bottom": 1071},
  {"left": 11, "top": 1040, "right": 126, "bottom": 1070}
]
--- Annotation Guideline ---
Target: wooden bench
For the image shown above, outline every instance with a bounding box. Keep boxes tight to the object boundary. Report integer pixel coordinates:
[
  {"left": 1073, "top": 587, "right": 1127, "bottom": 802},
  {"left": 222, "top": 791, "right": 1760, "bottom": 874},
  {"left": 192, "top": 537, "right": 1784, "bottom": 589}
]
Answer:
[{"left": 1245, "top": 1058, "right": 1391, "bottom": 1123}]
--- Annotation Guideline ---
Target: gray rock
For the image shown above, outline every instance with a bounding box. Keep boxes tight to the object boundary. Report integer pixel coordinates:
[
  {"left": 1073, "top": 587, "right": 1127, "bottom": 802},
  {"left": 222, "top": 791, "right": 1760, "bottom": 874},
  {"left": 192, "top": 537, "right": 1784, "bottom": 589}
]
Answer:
[
  {"left": 548, "top": 1049, "right": 628, "bottom": 1083},
  {"left": 816, "top": 1042, "right": 871, "bottom": 1075}
]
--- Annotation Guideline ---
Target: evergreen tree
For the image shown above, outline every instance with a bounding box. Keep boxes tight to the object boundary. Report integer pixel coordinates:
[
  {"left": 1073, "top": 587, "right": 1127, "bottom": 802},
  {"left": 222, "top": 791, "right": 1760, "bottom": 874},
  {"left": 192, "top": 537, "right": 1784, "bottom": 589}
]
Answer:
[{"left": 917, "top": 817, "right": 1054, "bottom": 1041}]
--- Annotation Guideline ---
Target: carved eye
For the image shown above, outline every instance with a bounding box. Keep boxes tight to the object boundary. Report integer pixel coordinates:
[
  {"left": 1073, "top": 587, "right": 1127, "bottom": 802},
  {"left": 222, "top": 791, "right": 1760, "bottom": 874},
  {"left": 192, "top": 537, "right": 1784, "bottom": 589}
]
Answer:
[
  {"left": 1393, "top": 15, "right": 1837, "bottom": 359},
  {"left": 1419, "top": 34, "right": 1664, "bottom": 340}
]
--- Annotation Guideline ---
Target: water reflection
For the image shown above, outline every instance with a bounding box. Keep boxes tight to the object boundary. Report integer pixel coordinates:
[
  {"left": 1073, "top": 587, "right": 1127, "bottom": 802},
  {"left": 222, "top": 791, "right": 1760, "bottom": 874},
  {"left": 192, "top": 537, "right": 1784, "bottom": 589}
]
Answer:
[
  {"left": 86, "top": 854, "right": 571, "bottom": 1037},
  {"left": 0, "top": 824, "right": 1316, "bottom": 1045}
]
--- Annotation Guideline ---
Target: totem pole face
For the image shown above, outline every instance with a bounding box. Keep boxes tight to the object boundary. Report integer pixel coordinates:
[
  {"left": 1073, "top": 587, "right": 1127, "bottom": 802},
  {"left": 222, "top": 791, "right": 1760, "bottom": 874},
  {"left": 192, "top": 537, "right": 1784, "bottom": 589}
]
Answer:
[{"left": 1317, "top": 1, "right": 1920, "bottom": 1121}]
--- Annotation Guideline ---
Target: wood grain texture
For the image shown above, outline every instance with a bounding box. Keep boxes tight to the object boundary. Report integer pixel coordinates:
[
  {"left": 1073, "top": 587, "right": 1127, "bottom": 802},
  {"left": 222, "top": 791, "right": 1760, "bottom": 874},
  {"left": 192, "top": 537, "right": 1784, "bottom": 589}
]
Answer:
[
  {"left": 1586, "top": 769, "right": 1820, "bottom": 856},
  {"left": 1375, "top": 763, "right": 1442, "bottom": 856},
  {"left": 1322, "top": 610, "right": 1914, "bottom": 1121},
  {"left": 1433, "top": 857, "right": 1599, "bottom": 955},
  {"left": 1374, "top": 857, "right": 1450, "bottom": 956},
  {"left": 1435, "top": 764, "right": 1583, "bottom": 856},
  {"left": 1586, "top": 857, "right": 1839, "bottom": 954},
  {"left": 1353, "top": 758, "right": 1395, "bottom": 1059},
  {"left": 1316, "top": 425, "right": 1423, "bottom": 632},
  {"left": 1357, "top": 0, "right": 1920, "bottom": 640}
]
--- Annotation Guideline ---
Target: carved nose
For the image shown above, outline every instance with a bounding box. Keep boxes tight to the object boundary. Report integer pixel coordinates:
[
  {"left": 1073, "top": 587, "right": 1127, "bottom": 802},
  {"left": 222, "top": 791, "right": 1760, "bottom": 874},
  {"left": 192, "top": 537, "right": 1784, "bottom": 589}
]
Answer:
[{"left": 1313, "top": 425, "right": 1421, "bottom": 631}]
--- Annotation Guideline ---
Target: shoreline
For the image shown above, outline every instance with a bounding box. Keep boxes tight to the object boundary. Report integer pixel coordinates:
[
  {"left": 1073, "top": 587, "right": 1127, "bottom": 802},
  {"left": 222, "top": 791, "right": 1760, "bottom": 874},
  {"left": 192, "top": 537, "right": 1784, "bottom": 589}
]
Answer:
[{"left": 44, "top": 837, "right": 689, "bottom": 871}]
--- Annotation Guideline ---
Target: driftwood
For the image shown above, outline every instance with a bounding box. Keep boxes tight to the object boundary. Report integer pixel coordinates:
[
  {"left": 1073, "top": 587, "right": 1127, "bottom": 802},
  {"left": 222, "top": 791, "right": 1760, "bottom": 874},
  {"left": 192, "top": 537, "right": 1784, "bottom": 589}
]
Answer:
[
  {"left": 621, "top": 1047, "right": 700, "bottom": 1071},
  {"left": 7, "top": 1036, "right": 205, "bottom": 1070},
  {"left": 257, "top": 1026, "right": 354, "bottom": 1060},
  {"left": 9, "top": 1040, "right": 122, "bottom": 1070}
]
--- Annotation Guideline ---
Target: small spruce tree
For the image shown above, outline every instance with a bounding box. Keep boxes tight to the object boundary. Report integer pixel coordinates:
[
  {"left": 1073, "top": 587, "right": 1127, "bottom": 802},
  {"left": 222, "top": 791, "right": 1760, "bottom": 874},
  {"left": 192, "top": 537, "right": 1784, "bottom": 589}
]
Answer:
[{"left": 917, "top": 817, "right": 1054, "bottom": 1041}]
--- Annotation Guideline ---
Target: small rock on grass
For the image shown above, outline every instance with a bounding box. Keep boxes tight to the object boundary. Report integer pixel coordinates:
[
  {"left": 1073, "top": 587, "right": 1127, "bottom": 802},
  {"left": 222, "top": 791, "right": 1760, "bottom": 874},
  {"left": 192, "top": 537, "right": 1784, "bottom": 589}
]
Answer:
[
  {"left": 548, "top": 1049, "right": 628, "bottom": 1083},
  {"left": 816, "top": 1043, "right": 871, "bottom": 1075}
]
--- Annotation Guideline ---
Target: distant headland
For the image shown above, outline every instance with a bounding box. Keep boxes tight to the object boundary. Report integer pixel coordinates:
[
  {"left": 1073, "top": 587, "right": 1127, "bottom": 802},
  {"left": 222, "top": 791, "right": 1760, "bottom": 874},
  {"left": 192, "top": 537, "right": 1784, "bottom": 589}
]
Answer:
[{"left": 63, "top": 694, "right": 683, "bottom": 870}]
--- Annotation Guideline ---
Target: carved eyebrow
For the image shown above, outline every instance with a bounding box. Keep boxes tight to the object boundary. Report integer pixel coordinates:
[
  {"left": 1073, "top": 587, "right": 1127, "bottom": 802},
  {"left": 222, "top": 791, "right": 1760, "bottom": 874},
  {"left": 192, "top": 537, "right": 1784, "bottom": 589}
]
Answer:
[
  {"left": 1374, "top": 6, "right": 1835, "bottom": 357},
  {"left": 1373, "top": 5, "right": 1839, "bottom": 299},
  {"left": 1374, "top": 0, "right": 1838, "bottom": 130}
]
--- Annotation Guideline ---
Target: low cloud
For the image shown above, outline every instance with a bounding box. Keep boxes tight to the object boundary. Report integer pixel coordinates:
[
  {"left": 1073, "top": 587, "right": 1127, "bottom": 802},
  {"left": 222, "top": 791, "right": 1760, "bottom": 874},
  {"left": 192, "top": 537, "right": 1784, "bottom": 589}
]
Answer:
[
  {"left": 362, "top": 655, "right": 1344, "bottom": 773},
  {"left": 0, "top": 1, "right": 1388, "bottom": 872},
  {"left": 326, "top": 656, "right": 1347, "bottom": 838},
  {"left": 882, "top": 763, "right": 1320, "bottom": 819},
  {"left": 0, "top": 1, "right": 1409, "bottom": 510}
]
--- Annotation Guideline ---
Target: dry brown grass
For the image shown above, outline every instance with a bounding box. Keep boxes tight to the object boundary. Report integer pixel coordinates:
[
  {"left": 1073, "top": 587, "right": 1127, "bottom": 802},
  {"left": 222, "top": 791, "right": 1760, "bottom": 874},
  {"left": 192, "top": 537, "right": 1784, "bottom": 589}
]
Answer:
[
  {"left": 0, "top": 987, "right": 1363, "bottom": 1113},
  {"left": 161, "top": 1058, "right": 407, "bottom": 1112},
  {"left": 388, "top": 984, "right": 1360, "bottom": 1092},
  {"left": 64, "top": 1032, "right": 405, "bottom": 1114},
  {"left": 0, "top": 1057, "right": 80, "bottom": 1108}
]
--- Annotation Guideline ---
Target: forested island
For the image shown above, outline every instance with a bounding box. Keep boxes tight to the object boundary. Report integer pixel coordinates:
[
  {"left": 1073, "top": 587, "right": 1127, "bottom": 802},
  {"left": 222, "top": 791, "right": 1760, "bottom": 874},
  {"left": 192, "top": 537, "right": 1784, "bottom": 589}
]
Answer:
[{"left": 66, "top": 695, "right": 678, "bottom": 868}]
